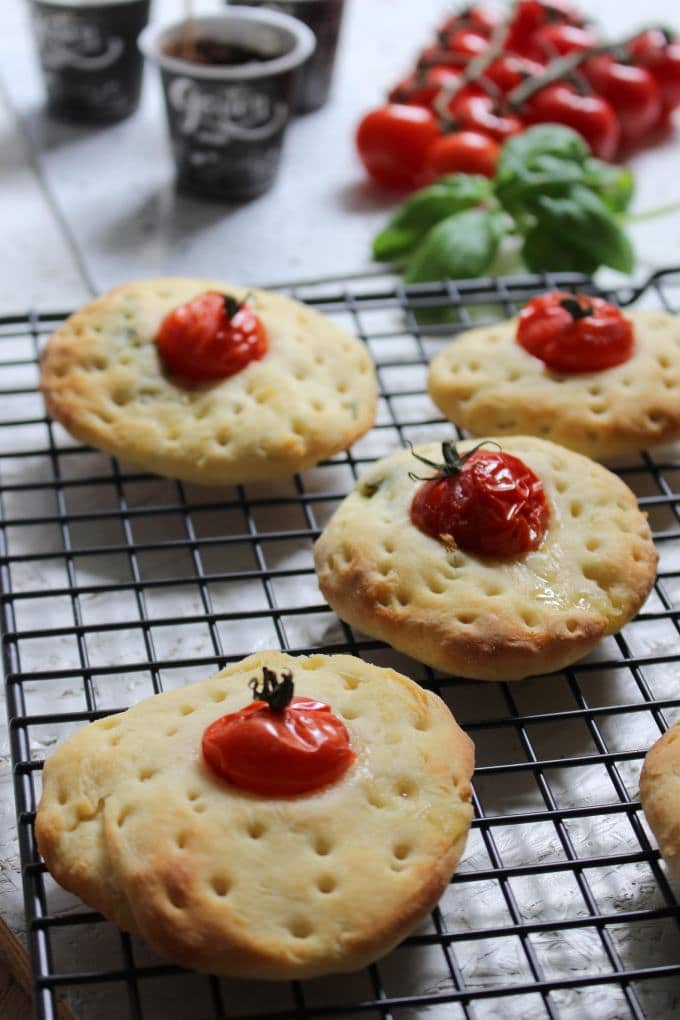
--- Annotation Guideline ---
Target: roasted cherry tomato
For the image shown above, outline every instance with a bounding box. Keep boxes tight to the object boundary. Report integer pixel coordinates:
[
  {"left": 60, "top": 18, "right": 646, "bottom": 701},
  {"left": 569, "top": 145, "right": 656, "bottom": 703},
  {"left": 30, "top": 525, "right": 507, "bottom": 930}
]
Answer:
[
  {"left": 202, "top": 668, "right": 355, "bottom": 797},
  {"left": 449, "top": 93, "right": 524, "bottom": 141},
  {"left": 628, "top": 30, "right": 680, "bottom": 112},
  {"left": 445, "top": 28, "right": 490, "bottom": 60},
  {"left": 389, "top": 66, "right": 462, "bottom": 108},
  {"left": 584, "top": 55, "right": 661, "bottom": 143},
  {"left": 505, "top": 0, "right": 584, "bottom": 56},
  {"left": 156, "top": 291, "right": 268, "bottom": 383},
  {"left": 356, "top": 104, "right": 441, "bottom": 189},
  {"left": 522, "top": 82, "right": 620, "bottom": 160},
  {"left": 483, "top": 55, "right": 546, "bottom": 94},
  {"left": 410, "top": 442, "right": 549, "bottom": 558},
  {"left": 516, "top": 292, "right": 635, "bottom": 373},
  {"left": 439, "top": 5, "right": 501, "bottom": 41},
  {"left": 426, "top": 129, "right": 500, "bottom": 178},
  {"left": 526, "top": 23, "right": 598, "bottom": 61}
]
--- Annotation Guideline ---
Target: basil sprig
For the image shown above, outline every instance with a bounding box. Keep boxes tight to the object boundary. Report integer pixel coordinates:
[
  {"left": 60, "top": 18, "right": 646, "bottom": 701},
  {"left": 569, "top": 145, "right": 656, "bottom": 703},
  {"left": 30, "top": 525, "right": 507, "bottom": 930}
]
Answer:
[{"left": 372, "top": 125, "right": 635, "bottom": 284}]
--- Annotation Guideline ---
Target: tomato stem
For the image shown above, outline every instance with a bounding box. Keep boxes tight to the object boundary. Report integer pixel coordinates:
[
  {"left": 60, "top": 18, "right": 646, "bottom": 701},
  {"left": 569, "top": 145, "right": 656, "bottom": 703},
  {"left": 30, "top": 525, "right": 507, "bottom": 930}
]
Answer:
[
  {"left": 249, "top": 667, "right": 294, "bottom": 712},
  {"left": 433, "top": 16, "right": 512, "bottom": 125},
  {"left": 560, "top": 296, "right": 593, "bottom": 320},
  {"left": 408, "top": 439, "right": 501, "bottom": 482}
]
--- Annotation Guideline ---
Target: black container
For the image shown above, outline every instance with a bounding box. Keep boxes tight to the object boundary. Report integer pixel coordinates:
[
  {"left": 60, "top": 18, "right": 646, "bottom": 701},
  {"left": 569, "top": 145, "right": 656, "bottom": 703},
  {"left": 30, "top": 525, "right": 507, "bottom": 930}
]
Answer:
[
  {"left": 29, "top": 0, "right": 151, "bottom": 123},
  {"left": 140, "top": 9, "right": 315, "bottom": 201},
  {"left": 233, "top": 0, "right": 345, "bottom": 112}
]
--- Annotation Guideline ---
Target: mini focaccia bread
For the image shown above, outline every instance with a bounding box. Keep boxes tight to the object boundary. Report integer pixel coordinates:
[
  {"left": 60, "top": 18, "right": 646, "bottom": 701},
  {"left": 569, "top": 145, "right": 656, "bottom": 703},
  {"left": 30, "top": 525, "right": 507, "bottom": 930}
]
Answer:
[
  {"left": 428, "top": 310, "right": 680, "bottom": 461},
  {"left": 40, "top": 278, "right": 377, "bottom": 485},
  {"left": 640, "top": 722, "right": 680, "bottom": 884},
  {"left": 314, "top": 436, "right": 657, "bottom": 681},
  {"left": 36, "top": 651, "right": 474, "bottom": 979}
]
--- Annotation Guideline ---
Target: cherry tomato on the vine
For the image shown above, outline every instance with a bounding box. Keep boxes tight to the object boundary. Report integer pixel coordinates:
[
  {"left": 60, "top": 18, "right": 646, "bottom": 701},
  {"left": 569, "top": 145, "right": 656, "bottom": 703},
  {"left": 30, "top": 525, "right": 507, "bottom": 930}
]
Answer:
[
  {"left": 526, "top": 24, "right": 599, "bottom": 61},
  {"left": 389, "top": 66, "right": 462, "bottom": 108},
  {"left": 628, "top": 31, "right": 680, "bottom": 113},
  {"left": 449, "top": 93, "right": 525, "bottom": 141},
  {"left": 522, "top": 82, "right": 620, "bottom": 160},
  {"left": 426, "top": 130, "right": 500, "bottom": 178},
  {"left": 505, "top": 0, "right": 584, "bottom": 56},
  {"left": 584, "top": 55, "right": 661, "bottom": 143},
  {"left": 410, "top": 445, "right": 549, "bottom": 558},
  {"left": 483, "top": 55, "right": 546, "bottom": 94},
  {"left": 356, "top": 104, "right": 441, "bottom": 189},
  {"left": 439, "top": 5, "right": 501, "bottom": 41},
  {"left": 156, "top": 292, "right": 268, "bottom": 383},
  {"left": 445, "top": 28, "right": 489, "bottom": 60},
  {"left": 516, "top": 292, "right": 635, "bottom": 373}
]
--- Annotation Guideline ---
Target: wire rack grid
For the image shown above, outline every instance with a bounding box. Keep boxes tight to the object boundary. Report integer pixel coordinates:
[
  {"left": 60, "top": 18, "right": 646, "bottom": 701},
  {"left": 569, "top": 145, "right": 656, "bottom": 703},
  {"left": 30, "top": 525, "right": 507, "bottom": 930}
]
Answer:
[{"left": 2, "top": 269, "right": 680, "bottom": 1020}]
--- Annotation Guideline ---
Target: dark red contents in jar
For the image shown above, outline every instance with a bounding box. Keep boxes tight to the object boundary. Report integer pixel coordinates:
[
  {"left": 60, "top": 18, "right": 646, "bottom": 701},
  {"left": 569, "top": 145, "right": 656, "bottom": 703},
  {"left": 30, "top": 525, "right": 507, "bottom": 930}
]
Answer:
[
  {"left": 156, "top": 291, "right": 268, "bottom": 383},
  {"left": 202, "top": 696, "right": 355, "bottom": 797},
  {"left": 516, "top": 292, "right": 634, "bottom": 373},
  {"left": 410, "top": 448, "right": 549, "bottom": 558}
]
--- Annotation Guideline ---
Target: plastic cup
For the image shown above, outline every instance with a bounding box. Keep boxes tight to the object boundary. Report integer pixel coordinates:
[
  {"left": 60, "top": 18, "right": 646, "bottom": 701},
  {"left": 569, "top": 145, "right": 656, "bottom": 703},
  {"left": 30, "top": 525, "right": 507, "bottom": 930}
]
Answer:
[
  {"left": 230, "top": 0, "right": 346, "bottom": 112},
  {"left": 28, "top": 0, "right": 150, "bottom": 123},
  {"left": 139, "top": 7, "right": 315, "bottom": 201}
]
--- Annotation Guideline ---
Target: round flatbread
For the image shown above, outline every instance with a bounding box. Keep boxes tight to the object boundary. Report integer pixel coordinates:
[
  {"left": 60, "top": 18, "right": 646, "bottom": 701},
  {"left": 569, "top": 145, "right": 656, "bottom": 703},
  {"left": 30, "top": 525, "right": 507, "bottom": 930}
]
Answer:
[
  {"left": 427, "top": 309, "right": 680, "bottom": 461},
  {"left": 640, "top": 721, "right": 680, "bottom": 884},
  {"left": 36, "top": 651, "right": 474, "bottom": 979},
  {"left": 40, "top": 278, "right": 377, "bottom": 485},
  {"left": 314, "top": 436, "right": 657, "bottom": 681}
]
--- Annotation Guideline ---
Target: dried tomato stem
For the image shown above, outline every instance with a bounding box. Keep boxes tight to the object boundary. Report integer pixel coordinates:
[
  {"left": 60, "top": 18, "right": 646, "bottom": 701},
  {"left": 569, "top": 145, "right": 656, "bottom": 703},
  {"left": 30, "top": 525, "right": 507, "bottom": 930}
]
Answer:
[
  {"left": 249, "top": 667, "right": 294, "bottom": 711},
  {"left": 408, "top": 439, "right": 501, "bottom": 482}
]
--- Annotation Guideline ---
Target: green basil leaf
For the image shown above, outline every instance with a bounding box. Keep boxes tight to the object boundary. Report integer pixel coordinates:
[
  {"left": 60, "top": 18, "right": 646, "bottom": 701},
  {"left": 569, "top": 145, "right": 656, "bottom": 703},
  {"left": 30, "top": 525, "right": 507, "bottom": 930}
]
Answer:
[
  {"left": 372, "top": 174, "right": 493, "bottom": 262},
  {"left": 404, "top": 208, "right": 505, "bottom": 285},
  {"left": 495, "top": 125, "right": 591, "bottom": 215},
  {"left": 521, "top": 225, "right": 600, "bottom": 275},
  {"left": 529, "top": 185, "right": 635, "bottom": 274},
  {"left": 581, "top": 157, "right": 635, "bottom": 214}
]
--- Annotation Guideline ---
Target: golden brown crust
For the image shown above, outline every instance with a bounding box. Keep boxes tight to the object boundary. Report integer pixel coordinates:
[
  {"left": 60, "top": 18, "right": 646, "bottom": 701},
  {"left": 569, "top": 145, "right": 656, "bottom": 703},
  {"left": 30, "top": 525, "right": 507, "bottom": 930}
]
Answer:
[
  {"left": 314, "top": 437, "right": 657, "bottom": 681},
  {"left": 640, "top": 722, "right": 680, "bottom": 884},
  {"left": 40, "top": 278, "right": 377, "bottom": 485},
  {"left": 36, "top": 651, "right": 474, "bottom": 978},
  {"left": 427, "top": 310, "right": 680, "bottom": 460}
]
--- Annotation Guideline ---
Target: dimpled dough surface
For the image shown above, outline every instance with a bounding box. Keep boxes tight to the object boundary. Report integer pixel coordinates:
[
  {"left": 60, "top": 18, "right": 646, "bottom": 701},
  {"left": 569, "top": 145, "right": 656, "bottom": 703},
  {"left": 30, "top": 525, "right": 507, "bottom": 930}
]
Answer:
[
  {"left": 427, "top": 310, "right": 680, "bottom": 460},
  {"left": 314, "top": 437, "right": 657, "bottom": 681},
  {"left": 40, "top": 278, "right": 377, "bottom": 485},
  {"left": 640, "top": 721, "right": 680, "bottom": 885},
  {"left": 36, "top": 651, "right": 474, "bottom": 979}
]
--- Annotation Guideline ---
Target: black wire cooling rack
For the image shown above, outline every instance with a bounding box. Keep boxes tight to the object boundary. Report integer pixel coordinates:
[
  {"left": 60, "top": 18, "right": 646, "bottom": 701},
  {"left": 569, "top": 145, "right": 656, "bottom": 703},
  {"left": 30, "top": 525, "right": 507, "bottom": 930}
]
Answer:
[{"left": 2, "top": 269, "right": 680, "bottom": 1020}]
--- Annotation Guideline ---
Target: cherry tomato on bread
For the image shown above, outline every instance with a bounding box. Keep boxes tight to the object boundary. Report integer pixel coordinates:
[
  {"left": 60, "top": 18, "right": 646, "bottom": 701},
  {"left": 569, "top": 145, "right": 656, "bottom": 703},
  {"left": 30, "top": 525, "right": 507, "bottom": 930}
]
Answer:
[
  {"left": 426, "top": 130, "right": 500, "bottom": 178},
  {"left": 202, "top": 668, "right": 355, "bottom": 797},
  {"left": 410, "top": 441, "right": 549, "bottom": 558},
  {"left": 156, "top": 291, "right": 268, "bottom": 383},
  {"left": 516, "top": 292, "right": 634, "bottom": 373},
  {"left": 356, "top": 104, "right": 441, "bottom": 189}
]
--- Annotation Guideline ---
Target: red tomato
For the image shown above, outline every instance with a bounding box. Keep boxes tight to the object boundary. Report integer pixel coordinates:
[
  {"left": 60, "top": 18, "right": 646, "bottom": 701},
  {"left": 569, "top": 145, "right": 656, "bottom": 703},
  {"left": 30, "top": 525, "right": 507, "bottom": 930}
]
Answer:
[
  {"left": 426, "top": 130, "right": 500, "bottom": 177},
  {"left": 516, "top": 292, "right": 634, "bottom": 373},
  {"left": 418, "top": 43, "right": 461, "bottom": 69},
  {"left": 629, "top": 32, "right": 680, "bottom": 113},
  {"left": 389, "top": 66, "right": 461, "bottom": 108},
  {"left": 445, "top": 29, "right": 490, "bottom": 60},
  {"left": 526, "top": 24, "right": 598, "bottom": 61},
  {"left": 483, "top": 55, "right": 546, "bottom": 94},
  {"left": 439, "top": 5, "right": 501, "bottom": 40},
  {"left": 449, "top": 94, "right": 524, "bottom": 141},
  {"left": 202, "top": 692, "right": 355, "bottom": 797},
  {"left": 410, "top": 445, "right": 549, "bottom": 558},
  {"left": 506, "top": 0, "right": 584, "bottom": 56},
  {"left": 356, "top": 104, "right": 441, "bottom": 189},
  {"left": 584, "top": 55, "right": 661, "bottom": 142},
  {"left": 522, "top": 82, "right": 620, "bottom": 160},
  {"left": 156, "top": 292, "right": 268, "bottom": 383}
]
